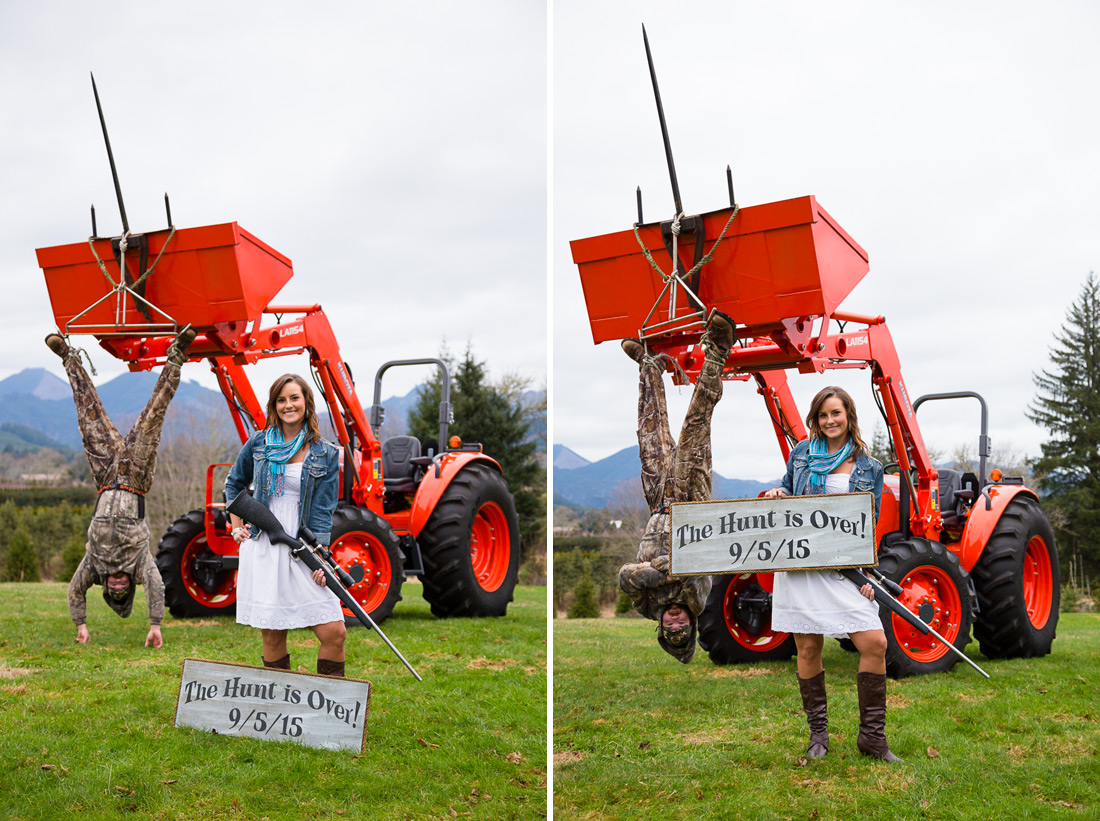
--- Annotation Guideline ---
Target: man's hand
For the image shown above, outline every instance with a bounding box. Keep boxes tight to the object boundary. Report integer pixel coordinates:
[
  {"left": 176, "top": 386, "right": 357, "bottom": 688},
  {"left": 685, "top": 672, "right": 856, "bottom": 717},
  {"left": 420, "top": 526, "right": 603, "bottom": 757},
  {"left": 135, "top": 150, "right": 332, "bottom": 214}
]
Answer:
[
  {"left": 145, "top": 625, "right": 163, "bottom": 649},
  {"left": 76, "top": 624, "right": 90, "bottom": 644}
]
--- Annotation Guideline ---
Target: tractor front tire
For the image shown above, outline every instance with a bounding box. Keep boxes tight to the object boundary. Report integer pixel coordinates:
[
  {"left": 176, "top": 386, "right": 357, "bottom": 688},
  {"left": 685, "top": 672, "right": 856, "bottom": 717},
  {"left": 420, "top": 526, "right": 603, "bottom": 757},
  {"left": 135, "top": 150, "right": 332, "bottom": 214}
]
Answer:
[
  {"left": 328, "top": 504, "right": 404, "bottom": 626},
  {"left": 156, "top": 509, "right": 237, "bottom": 618},
  {"left": 418, "top": 463, "right": 519, "bottom": 617},
  {"left": 698, "top": 574, "right": 797, "bottom": 664},
  {"left": 876, "top": 537, "right": 974, "bottom": 678},
  {"left": 971, "top": 495, "right": 1059, "bottom": 658}
]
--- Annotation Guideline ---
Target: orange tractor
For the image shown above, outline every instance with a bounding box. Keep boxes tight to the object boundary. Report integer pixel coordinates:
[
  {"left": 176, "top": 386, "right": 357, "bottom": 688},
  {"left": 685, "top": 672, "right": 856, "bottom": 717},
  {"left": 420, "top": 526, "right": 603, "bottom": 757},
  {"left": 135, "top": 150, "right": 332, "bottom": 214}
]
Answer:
[
  {"left": 36, "top": 81, "right": 520, "bottom": 626},
  {"left": 569, "top": 32, "right": 1059, "bottom": 677}
]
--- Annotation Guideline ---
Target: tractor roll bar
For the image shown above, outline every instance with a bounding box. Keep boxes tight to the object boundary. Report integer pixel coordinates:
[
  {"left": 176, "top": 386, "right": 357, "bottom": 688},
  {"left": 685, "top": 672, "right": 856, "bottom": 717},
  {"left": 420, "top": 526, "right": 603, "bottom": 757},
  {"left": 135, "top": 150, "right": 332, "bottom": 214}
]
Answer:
[
  {"left": 913, "top": 391, "right": 990, "bottom": 485},
  {"left": 369, "top": 359, "right": 452, "bottom": 451}
]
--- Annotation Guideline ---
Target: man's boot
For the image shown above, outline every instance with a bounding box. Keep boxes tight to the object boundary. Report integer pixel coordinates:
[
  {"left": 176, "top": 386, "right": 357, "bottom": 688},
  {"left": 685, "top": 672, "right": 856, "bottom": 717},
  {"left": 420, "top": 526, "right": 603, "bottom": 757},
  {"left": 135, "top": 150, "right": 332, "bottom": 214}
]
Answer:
[
  {"left": 45, "top": 333, "right": 70, "bottom": 360},
  {"left": 621, "top": 338, "right": 645, "bottom": 364},
  {"left": 856, "top": 671, "right": 902, "bottom": 763},
  {"left": 262, "top": 653, "right": 290, "bottom": 670},
  {"left": 317, "top": 658, "right": 346, "bottom": 678},
  {"left": 704, "top": 310, "right": 736, "bottom": 362},
  {"left": 166, "top": 325, "right": 197, "bottom": 365},
  {"left": 797, "top": 670, "right": 829, "bottom": 759}
]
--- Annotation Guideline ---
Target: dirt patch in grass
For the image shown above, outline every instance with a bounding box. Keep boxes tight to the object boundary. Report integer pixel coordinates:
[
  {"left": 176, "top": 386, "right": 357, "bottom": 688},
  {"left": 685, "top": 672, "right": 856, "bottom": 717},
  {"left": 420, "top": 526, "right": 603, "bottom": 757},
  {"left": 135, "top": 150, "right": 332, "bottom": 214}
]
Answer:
[
  {"left": 706, "top": 667, "right": 774, "bottom": 679},
  {"left": 468, "top": 657, "right": 512, "bottom": 671},
  {"left": 554, "top": 750, "right": 587, "bottom": 767},
  {"left": 0, "top": 664, "right": 38, "bottom": 679}
]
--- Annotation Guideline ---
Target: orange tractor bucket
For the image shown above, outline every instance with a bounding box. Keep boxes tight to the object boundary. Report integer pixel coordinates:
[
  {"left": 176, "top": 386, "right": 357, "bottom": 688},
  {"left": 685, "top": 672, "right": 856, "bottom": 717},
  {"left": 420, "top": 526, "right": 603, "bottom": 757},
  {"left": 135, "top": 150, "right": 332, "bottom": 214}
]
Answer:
[
  {"left": 569, "top": 195, "right": 869, "bottom": 344},
  {"left": 37, "top": 222, "right": 292, "bottom": 336}
]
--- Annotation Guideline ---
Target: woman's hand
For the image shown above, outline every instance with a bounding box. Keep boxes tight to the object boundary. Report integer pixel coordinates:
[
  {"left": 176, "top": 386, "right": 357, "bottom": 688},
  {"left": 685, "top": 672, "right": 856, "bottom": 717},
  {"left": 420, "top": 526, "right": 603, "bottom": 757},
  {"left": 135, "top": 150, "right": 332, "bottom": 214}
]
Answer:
[
  {"left": 231, "top": 526, "right": 249, "bottom": 544},
  {"left": 764, "top": 488, "right": 787, "bottom": 499},
  {"left": 860, "top": 583, "right": 875, "bottom": 602},
  {"left": 312, "top": 569, "right": 327, "bottom": 587}
]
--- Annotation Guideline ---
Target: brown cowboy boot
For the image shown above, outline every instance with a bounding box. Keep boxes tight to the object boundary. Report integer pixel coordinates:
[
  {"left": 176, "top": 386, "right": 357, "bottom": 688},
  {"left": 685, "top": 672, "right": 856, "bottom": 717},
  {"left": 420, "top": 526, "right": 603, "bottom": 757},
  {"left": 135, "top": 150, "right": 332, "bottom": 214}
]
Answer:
[
  {"left": 797, "top": 670, "right": 829, "bottom": 759},
  {"left": 262, "top": 653, "right": 290, "bottom": 670},
  {"left": 856, "top": 671, "right": 902, "bottom": 763},
  {"left": 317, "top": 658, "right": 346, "bottom": 678},
  {"left": 45, "top": 333, "right": 70, "bottom": 359},
  {"left": 704, "top": 310, "right": 736, "bottom": 361}
]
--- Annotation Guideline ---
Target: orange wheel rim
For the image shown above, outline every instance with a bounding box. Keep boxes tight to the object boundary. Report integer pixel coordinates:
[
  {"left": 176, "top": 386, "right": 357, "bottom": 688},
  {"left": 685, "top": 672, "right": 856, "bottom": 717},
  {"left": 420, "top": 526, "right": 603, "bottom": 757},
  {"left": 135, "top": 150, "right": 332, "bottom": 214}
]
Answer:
[
  {"left": 331, "top": 531, "right": 391, "bottom": 613},
  {"left": 890, "top": 564, "right": 962, "bottom": 662},
  {"left": 470, "top": 502, "right": 510, "bottom": 593},
  {"left": 722, "top": 574, "right": 790, "bottom": 651},
  {"left": 1023, "top": 535, "right": 1054, "bottom": 629},
  {"left": 180, "top": 534, "right": 236, "bottom": 608}
]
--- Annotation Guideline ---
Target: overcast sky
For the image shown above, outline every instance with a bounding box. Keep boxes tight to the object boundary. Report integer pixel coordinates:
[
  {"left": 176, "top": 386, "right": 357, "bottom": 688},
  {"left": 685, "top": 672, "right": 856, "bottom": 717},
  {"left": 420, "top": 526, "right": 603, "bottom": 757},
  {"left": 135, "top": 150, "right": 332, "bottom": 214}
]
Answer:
[
  {"left": 0, "top": 1, "right": 546, "bottom": 404},
  {"left": 553, "top": 1, "right": 1100, "bottom": 481}
]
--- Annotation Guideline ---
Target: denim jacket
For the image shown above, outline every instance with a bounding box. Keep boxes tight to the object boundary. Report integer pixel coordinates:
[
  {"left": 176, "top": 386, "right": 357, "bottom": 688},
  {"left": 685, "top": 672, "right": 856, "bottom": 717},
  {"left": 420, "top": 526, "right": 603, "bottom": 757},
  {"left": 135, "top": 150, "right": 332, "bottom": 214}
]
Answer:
[
  {"left": 779, "top": 438, "right": 884, "bottom": 518},
  {"left": 224, "top": 430, "right": 340, "bottom": 545}
]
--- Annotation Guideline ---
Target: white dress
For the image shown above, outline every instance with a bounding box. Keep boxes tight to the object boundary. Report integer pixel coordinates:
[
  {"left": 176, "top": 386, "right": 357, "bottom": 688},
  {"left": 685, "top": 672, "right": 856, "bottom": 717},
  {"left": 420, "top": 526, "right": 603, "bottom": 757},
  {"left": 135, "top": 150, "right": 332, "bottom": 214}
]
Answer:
[
  {"left": 771, "top": 473, "right": 881, "bottom": 638},
  {"left": 235, "top": 462, "right": 344, "bottom": 630}
]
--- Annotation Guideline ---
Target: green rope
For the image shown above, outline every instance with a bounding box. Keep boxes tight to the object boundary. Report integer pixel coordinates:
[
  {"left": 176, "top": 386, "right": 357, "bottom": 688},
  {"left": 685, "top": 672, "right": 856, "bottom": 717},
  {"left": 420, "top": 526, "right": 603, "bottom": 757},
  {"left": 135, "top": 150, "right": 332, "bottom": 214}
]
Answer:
[
  {"left": 63, "top": 343, "right": 97, "bottom": 376},
  {"left": 86, "top": 227, "right": 177, "bottom": 290},
  {"left": 631, "top": 204, "right": 741, "bottom": 284},
  {"left": 87, "top": 238, "right": 118, "bottom": 288}
]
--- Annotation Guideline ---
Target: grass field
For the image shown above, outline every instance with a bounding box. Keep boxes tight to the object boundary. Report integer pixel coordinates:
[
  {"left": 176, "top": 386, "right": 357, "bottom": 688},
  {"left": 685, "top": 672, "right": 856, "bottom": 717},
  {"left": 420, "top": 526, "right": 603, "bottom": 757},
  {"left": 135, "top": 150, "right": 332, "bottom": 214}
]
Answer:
[
  {"left": 0, "top": 582, "right": 547, "bottom": 820},
  {"left": 553, "top": 613, "right": 1100, "bottom": 821}
]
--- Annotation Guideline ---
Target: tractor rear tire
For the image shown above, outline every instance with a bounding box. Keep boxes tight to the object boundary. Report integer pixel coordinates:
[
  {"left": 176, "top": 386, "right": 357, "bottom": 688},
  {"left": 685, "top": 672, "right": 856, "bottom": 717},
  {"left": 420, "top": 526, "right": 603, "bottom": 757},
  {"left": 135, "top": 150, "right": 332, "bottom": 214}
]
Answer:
[
  {"left": 971, "top": 495, "right": 1059, "bottom": 659},
  {"left": 156, "top": 509, "right": 238, "bottom": 618},
  {"left": 418, "top": 463, "right": 519, "bottom": 618},
  {"left": 328, "top": 504, "right": 404, "bottom": 626},
  {"left": 698, "top": 574, "right": 797, "bottom": 664},
  {"left": 876, "top": 537, "right": 974, "bottom": 678}
]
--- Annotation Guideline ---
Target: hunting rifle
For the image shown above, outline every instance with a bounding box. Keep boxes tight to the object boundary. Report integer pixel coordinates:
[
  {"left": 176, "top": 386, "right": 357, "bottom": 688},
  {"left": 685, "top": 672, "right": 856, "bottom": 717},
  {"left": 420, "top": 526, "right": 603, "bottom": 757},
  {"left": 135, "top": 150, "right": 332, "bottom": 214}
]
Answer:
[
  {"left": 227, "top": 491, "right": 423, "bottom": 681},
  {"left": 840, "top": 568, "right": 990, "bottom": 678}
]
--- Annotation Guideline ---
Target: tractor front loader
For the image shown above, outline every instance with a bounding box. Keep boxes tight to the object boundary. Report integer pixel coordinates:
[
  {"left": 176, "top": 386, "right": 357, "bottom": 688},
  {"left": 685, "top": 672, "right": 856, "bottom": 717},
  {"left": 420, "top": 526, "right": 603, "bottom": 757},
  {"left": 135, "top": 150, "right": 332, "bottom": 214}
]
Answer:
[
  {"left": 37, "top": 80, "right": 519, "bottom": 627},
  {"left": 569, "top": 30, "right": 1057, "bottom": 677}
]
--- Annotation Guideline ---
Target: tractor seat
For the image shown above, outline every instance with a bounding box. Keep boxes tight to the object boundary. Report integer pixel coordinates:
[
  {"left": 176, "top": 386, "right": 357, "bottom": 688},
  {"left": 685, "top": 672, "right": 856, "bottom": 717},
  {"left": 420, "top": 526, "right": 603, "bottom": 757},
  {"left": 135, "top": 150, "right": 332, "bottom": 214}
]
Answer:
[{"left": 382, "top": 436, "right": 422, "bottom": 494}]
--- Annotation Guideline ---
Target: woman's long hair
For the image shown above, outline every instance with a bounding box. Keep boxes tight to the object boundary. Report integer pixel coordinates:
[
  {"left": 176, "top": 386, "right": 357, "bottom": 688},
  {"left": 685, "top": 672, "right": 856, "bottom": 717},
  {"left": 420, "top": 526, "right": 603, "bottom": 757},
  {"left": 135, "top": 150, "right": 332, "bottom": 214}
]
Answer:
[
  {"left": 265, "top": 373, "right": 322, "bottom": 444},
  {"left": 805, "top": 386, "right": 869, "bottom": 457}
]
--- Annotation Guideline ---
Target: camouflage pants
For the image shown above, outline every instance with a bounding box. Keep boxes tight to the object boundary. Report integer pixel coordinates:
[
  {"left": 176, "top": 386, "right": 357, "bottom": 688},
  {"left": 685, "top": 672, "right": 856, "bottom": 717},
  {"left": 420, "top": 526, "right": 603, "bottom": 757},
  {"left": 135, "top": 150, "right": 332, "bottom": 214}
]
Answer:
[{"left": 63, "top": 352, "right": 182, "bottom": 493}]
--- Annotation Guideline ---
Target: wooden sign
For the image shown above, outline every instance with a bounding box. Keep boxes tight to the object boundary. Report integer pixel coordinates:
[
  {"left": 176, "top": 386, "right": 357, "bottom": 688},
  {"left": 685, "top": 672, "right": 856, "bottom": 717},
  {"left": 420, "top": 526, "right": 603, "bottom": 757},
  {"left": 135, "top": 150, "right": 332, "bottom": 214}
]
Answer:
[
  {"left": 175, "top": 658, "right": 371, "bottom": 753},
  {"left": 669, "top": 493, "right": 876, "bottom": 576}
]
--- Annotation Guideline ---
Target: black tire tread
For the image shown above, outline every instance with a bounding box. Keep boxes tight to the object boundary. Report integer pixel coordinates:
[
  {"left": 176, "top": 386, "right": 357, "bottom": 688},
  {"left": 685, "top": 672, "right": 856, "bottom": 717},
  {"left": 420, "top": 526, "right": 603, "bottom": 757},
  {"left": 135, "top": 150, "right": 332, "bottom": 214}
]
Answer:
[
  {"left": 876, "top": 537, "right": 973, "bottom": 678},
  {"left": 156, "top": 508, "right": 236, "bottom": 618},
  {"left": 418, "top": 463, "right": 519, "bottom": 618},
  {"left": 698, "top": 574, "right": 797, "bottom": 664},
  {"left": 330, "top": 504, "right": 404, "bottom": 626},
  {"left": 970, "top": 495, "right": 1059, "bottom": 659}
]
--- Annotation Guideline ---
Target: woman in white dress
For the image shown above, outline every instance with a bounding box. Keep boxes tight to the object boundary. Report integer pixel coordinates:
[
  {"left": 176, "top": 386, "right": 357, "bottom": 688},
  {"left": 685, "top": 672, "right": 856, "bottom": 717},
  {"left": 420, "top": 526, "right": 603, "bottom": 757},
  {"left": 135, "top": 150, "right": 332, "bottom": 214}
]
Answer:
[
  {"left": 225, "top": 374, "right": 347, "bottom": 677},
  {"left": 764, "top": 386, "right": 900, "bottom": 763}
]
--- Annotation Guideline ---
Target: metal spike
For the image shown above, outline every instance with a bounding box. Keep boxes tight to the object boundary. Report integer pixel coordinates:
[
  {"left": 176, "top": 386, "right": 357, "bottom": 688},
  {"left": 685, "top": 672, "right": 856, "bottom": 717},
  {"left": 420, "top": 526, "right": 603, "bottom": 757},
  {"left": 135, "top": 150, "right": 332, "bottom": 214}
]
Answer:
[
  {"left": 90, "top": 204, "right": 97, "bottom": 238},
  {"left": 164, "top": 193, "right": 172, "bottom": 228},
  {"left": 642, "top": 24, "right": 683, "bottom": 216},
  {"left": 90, "top": 72, "right": 129, "bottom": 234},
  {"left": 636, "top": 186, "right": 643, "bottom": 224},
  {"left": 727, "top": 164, "right": 736, "bottom": 207}
]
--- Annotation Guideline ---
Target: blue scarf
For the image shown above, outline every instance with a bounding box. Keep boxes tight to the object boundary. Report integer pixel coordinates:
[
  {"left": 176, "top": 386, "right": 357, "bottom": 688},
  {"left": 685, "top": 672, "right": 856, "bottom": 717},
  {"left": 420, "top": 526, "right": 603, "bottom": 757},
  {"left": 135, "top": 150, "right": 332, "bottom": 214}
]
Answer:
[
  {"left": 262, "top": 427, "right": 306, "bottom": 497},
  {"left": 807, "top": 436, "right": 854, "bottom": 491}
]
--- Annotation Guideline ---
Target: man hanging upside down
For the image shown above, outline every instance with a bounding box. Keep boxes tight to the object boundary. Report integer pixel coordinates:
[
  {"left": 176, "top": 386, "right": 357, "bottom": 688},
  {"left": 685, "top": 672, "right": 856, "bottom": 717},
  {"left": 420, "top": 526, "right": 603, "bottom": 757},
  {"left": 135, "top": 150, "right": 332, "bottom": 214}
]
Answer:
[
  {"left": 46, "top": 326, "right": 196, "bottom": 647},
  {"left": 618, "top": 310, "right": 734, "bottom": 662}
]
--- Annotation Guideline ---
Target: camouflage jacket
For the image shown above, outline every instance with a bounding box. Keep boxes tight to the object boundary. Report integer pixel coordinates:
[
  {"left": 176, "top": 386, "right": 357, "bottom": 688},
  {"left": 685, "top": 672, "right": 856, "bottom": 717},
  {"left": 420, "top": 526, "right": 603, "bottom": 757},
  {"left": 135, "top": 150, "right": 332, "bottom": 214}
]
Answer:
[
  {"left": 619, "top": 511, "right": 711, "bottom": 620},
  {"left": 67, "top": 517, "right": 164, "bottom": 625}
]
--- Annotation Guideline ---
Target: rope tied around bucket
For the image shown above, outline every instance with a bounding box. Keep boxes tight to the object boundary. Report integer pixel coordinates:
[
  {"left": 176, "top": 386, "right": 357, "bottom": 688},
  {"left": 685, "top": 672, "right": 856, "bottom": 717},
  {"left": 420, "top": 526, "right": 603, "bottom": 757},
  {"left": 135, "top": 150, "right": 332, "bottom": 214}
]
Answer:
[
  {"left": 87, "top": 226, "right": 177, "bottom": 290},
  {"left": 63, "top": 341, "right": 98, "bottom": 376},
  {"left": 631, "top": 204, "right": 740, "bottom": 285}
]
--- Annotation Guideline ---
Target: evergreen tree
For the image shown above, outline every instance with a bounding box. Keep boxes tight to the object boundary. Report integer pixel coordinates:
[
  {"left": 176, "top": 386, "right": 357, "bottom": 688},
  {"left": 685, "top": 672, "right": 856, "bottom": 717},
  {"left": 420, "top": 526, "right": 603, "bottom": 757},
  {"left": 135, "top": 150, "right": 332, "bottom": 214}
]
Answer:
[
  {"left": 567, "top": 572, "right": 601, "bottom": 618},
  {"left": 870, "top": 424, "right": 895, "bottom": 466},
  {"left": 1027, "top": 272, "right": 1100, "bottom": 569},
  {"left": 3, "top": 525, "right": 40, "bottom": 582},
  {"left": 408, "top": 345, "right": 543, "bottom": 561}
]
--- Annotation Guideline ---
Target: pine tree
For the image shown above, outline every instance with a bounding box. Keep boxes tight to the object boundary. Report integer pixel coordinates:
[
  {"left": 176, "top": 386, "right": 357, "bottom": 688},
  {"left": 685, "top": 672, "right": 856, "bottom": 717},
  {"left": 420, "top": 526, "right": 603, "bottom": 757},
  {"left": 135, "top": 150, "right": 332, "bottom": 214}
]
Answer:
[
  {"left": 567, "top": 572, "right": 601, "bottom": 618},
  {"left": 1027, "top": 272, "right": 1100, "bottom": 569},
  {"left": 3, "top": 524, "right": 40, "bottom": 582},
  {"left": 408, "top": 345, "right": 544, "bottom": 561}
]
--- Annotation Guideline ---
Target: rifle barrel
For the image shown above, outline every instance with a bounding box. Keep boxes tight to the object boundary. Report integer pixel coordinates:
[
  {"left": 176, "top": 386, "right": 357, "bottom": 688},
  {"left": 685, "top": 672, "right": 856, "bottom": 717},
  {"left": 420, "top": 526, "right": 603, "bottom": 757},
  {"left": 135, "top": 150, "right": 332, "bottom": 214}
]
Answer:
[
  {"left": 642, "top": 25, "right": 682, "bottom": 216},
  {"left": 840, "top": 569, "right": 989, "bottom": 678},
  {"left": 90, "top": 73, "right": 129, "bottom": 234}
]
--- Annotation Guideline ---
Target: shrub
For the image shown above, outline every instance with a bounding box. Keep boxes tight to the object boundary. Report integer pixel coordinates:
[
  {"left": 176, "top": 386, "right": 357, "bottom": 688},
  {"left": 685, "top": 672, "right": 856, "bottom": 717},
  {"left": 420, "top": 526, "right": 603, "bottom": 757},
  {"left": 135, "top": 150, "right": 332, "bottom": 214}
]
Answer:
[{"left": 567, "top": 573, "right": 600, "bottom": 618}]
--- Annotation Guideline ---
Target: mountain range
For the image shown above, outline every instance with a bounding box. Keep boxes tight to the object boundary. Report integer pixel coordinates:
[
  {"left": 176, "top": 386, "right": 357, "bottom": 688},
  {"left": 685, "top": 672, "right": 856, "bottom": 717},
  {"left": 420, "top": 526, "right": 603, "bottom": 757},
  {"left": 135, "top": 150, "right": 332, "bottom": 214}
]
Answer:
[
  {"left": 552, "top": 443, "right": 776, "bottom": 510},
  {"left": 0, "top": 368, "right": 544, "bottom": 455}
]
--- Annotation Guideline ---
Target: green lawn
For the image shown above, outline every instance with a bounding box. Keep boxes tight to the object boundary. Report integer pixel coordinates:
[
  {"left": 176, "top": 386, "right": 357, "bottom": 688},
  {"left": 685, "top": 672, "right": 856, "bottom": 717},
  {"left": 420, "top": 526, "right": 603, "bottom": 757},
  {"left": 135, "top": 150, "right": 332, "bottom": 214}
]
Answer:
[
  {"left": 553, "top": 613, "right": 1099, "bottom": 820},
  {"left": 0, "top": 582, "right": 547, "bottom": 820}
]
